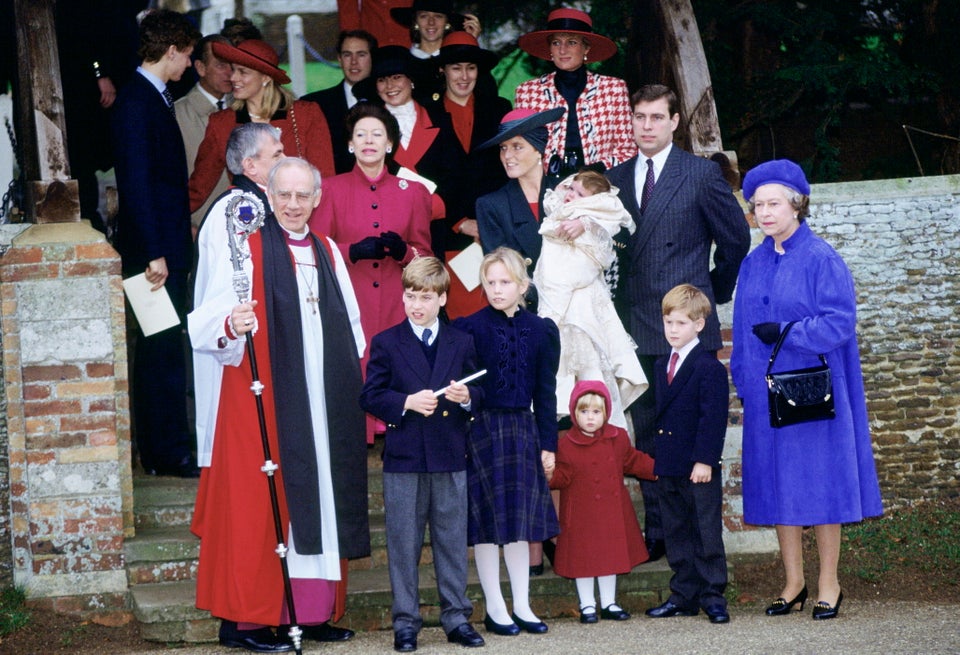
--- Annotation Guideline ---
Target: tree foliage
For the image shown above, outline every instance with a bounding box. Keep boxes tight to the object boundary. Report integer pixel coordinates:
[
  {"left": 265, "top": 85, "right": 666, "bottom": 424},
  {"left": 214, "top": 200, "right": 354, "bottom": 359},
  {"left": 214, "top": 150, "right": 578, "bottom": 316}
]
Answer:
[{"left": 476, "top": 0, "right": 958, "bottom": 181}]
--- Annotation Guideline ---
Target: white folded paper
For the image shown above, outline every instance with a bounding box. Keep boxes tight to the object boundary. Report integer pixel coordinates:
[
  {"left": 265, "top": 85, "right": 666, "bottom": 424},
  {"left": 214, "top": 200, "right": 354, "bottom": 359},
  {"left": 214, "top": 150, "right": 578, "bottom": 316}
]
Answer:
[
  {"left": 447, "top": 242, "right": 484, "bottom": 291},
  {"left": 122, "top": 273, "right": 180, "bottom": 337}
]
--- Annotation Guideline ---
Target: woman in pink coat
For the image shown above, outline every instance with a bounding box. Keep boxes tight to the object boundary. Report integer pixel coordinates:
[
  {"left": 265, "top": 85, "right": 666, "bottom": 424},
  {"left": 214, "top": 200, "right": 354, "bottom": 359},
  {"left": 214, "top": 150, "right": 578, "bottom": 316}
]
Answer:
[
  {"left": 550, "top": 379, "right": 656, "bottom": 623},
  {"left": 514, "top": 8, "right": 636, "bottom": 177},
  {"left": 309, "top": 103, "right": 432, "bottom": 443}
]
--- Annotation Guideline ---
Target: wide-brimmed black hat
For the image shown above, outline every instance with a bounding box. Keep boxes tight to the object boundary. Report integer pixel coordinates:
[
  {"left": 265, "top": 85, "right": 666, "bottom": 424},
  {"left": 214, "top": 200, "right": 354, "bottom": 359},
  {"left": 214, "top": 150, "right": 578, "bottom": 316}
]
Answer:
[
  {"left": 517, "top": 8, "right": 618, "bottom": 63},
  {"left": 390, "top": 0, "right": 465, "bottom": 28},
  {"left": 436, "top": 32, "right": 499, "bottom": 70},
  {"left": 476, "top": 107, "right": 564, "bottom": 152},
  {"left": 350, "top": 45, "right": 415, "bottom": 104}
]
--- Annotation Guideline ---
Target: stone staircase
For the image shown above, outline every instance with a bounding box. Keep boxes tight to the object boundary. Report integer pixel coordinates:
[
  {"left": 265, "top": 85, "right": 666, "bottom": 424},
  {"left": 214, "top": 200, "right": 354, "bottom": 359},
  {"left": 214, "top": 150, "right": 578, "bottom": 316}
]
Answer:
[{"left": 125, "top": 442, "right": 676, "bottom": 643}]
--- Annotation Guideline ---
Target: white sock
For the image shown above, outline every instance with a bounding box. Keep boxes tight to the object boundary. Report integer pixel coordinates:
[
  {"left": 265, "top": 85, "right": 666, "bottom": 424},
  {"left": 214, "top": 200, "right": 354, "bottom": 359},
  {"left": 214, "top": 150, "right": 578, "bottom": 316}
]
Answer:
[
  {"left": 598, "top": 574, "right": 618, "bottom": 609},
  {"left": 575, "top": 577, "right": 597, "bottom": 610},
  {"left": 503, "top": 541, "right": 539, "bottom": 622},
  {"left": 474, "top": 543, "right": 511, "bottom": 624}
]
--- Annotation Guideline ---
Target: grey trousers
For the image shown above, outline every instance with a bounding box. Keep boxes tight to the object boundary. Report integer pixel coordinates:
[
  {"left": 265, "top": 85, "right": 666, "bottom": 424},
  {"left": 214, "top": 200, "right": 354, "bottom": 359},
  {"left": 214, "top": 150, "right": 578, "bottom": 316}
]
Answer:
[{"left": 383, "top": 470, "right": 473, "bottom": 634}]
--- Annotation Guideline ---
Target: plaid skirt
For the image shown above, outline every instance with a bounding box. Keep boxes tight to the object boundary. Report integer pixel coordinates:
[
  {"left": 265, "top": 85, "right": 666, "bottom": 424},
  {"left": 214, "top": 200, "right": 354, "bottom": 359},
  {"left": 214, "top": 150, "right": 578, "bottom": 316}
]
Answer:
[{"left": 467, "top": 409, "right": 560, "bottom": 546}]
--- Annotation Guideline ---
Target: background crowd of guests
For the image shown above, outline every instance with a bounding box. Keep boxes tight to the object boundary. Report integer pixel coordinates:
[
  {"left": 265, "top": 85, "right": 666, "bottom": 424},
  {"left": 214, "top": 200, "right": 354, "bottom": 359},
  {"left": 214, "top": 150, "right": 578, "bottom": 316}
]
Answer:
[{"left": 96, "top": 3, "right": 882, "bottom": 654}]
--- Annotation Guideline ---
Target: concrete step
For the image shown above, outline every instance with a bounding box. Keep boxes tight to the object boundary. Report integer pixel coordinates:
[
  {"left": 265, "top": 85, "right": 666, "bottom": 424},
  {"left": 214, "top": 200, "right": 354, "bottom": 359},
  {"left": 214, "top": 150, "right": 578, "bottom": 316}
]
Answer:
[
  {"left": 132, "top": 559, "right": 680, "bottom": 642},
  {"left": 130, "top": 581, "right": 217, "bottom": 643},
  {"left": 124, "top": 525, "right": 199, "bottom": 585},
  {"left": 133, "top": 474, "right": 199, "bottom": 529}
]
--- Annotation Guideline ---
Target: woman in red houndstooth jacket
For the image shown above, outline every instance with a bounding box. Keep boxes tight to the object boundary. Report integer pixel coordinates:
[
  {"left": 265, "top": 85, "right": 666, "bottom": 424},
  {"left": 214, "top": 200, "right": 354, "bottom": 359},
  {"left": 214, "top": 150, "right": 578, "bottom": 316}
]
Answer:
[{"left": 514, "top": 8, "right": 636, "bottom": 178}]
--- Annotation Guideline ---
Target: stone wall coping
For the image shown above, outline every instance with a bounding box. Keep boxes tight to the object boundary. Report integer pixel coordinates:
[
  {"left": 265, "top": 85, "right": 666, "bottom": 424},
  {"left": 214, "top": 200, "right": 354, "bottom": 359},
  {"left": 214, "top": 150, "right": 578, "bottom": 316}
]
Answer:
[
  {"left": 11, "top": 220, "right": 106, "bottom": 247},
  {"left": 810, "top": 173, "right": 960, "bottom": 203}
]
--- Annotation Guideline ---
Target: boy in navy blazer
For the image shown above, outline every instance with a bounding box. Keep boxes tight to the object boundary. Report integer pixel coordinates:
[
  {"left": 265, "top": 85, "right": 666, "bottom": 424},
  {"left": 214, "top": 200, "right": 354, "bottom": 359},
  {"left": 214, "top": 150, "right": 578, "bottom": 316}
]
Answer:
[
  {"left": 646, "top": 284, "right": 730, "bottom": 624},
  {"left": 360, "top": 257, "right": 486, "bottom": 652}
]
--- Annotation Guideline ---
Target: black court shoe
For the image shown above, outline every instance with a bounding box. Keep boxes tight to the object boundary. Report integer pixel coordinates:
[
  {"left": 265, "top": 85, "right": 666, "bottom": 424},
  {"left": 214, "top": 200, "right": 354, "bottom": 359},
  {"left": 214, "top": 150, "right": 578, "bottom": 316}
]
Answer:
[{"left": 765, "top": 586, "right": 808, "bottom": 616}]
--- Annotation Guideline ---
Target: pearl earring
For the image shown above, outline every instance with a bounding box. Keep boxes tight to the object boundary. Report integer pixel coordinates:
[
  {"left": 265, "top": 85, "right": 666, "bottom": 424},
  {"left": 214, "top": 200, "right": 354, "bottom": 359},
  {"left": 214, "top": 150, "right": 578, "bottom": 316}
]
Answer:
[
  {"left": 348, "top": 146, "right": 355, "bottom": 153},
  {"left": 262, "top": 81, "right": 269, "bottom": 87},
  {"left": 386, "top": 146, "right": 393, "bottom": 154}
]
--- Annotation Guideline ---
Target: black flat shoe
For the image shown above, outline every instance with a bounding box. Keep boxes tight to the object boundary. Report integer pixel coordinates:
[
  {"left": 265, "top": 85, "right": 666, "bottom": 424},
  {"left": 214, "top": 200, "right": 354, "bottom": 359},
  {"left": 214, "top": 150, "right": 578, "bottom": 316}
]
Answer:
[
  {"left": 812, "top": 591, "right": 843, "bottom": 620},
  {"left": 219, "top": 621, "right": 293, "bottom": 653},
  {"left": 600, "top": 604, "right": 631, "bottom": 621},
  {"left": 483, "top": 614, "right": 519, "bottom": 636},
  {"left": 511, "top": 612, "right": 548, "bottom": 634},
  {"left": 579, "top": 606, "right": 598, "bottom": 624},
  {"left": 645, "top": 600, "right": 698, "bottom": 618},
  {"left": 299, "top": 622, "right": 354, "bottom": 642},
  {"left": 529, "top": 563, "right": 544, "bottom": 576},
  {"left": 446, "top": 623, "right": 485, "bottom": 648},
  {"left": 765, "top": 586, "right": 808, "bottom": 616},
  {"left": 393, "top": 628, "right": 418, "bottom": 652},
  {"left": 703, "top": 604, "right": 730, "bottom": 624}
]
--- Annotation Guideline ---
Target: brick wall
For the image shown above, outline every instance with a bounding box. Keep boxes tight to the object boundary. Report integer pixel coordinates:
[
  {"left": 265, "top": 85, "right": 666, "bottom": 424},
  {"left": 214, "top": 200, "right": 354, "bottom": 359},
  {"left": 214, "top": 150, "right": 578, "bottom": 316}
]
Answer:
[{"left": 0, "top": 222, "right": 131, "bottom": 615}]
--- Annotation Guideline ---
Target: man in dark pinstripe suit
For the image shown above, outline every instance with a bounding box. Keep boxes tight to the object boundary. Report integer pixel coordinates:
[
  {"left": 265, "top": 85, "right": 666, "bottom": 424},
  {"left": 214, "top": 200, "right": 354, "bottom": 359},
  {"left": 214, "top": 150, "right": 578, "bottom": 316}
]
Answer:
[{"left": 607, "top": 84, "right": 749, "bottom": 561}]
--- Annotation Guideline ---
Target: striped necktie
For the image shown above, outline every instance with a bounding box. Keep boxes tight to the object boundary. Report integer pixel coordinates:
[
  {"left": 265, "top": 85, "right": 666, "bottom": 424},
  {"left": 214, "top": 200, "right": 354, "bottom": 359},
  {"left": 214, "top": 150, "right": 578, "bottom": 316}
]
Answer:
[{"left": 162, "top": 88, "right": 176, "bottom": 117}]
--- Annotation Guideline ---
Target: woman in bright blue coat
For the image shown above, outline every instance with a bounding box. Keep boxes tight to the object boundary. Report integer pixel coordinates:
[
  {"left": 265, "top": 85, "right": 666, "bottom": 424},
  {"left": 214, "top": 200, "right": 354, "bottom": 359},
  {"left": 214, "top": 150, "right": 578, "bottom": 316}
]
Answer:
[{"left": 730, "top": 160, "right": 882, "bottom": 621}]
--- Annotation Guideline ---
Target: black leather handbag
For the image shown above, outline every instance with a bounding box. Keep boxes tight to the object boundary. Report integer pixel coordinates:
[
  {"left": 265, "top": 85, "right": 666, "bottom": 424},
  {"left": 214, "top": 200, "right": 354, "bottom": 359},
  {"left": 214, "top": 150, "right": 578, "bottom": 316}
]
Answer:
[{"left": 766, "top": 322, "right": 836, "bottom": 428}]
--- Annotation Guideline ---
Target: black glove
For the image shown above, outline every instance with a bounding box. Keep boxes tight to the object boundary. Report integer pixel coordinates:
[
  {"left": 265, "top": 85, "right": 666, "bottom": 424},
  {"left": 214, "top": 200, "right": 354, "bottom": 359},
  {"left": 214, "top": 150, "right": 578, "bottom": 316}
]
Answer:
[
  {"left": 752, "top": 322, "right": 781, "bottom": 345},
  {"left": 349, "top": 236, "right": 386, "bottom": 263},
  {"left": 380, "top": 230, "right": 408, "bottom": 261}
]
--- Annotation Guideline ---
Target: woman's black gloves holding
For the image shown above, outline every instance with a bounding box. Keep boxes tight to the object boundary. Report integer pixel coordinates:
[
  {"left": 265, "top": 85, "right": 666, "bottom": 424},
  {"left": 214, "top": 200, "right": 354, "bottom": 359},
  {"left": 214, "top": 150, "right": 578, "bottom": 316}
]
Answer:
[
  {"left": 380, "top": 231, "right": 407, "bottom": 261},
  {"left": 349, "top": 236, "right": 385, "bottom": 263},
  {"left": 349, "top": 232, "right": 408, "bottom": 263},
  {"left": 752, "top": 322, "right": 781, "bottom": 345}
]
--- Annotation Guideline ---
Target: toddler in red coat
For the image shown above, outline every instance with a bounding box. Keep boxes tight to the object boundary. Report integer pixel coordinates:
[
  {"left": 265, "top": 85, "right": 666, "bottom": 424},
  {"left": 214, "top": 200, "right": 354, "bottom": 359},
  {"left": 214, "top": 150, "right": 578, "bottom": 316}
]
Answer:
[{"left": 549, "top": 380, "right": 656, "bottom": 623}]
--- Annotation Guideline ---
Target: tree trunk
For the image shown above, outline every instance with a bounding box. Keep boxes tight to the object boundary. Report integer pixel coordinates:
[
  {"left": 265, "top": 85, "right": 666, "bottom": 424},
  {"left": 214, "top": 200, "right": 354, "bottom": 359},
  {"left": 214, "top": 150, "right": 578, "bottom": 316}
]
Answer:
[{"left": 12, "top": 0, "right": 79, "bottom": 223}]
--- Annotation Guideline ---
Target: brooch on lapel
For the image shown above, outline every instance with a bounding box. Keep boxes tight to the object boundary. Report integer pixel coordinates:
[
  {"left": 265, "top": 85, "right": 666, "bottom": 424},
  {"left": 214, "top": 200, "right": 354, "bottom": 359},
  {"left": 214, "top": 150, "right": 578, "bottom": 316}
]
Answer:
[{"left": 398, "top": 179, "right": 409, "bottom": 190}]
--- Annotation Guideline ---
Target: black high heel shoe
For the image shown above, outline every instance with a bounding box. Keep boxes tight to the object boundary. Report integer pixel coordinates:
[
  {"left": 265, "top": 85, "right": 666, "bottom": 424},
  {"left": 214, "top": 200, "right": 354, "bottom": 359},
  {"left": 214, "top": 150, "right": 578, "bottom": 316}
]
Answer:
[
  {"left": 764, "top": 586, "right": 808, "bottom": 616},
  {"left": 812, "top": 591, "right": 843, "bottom": 620}
]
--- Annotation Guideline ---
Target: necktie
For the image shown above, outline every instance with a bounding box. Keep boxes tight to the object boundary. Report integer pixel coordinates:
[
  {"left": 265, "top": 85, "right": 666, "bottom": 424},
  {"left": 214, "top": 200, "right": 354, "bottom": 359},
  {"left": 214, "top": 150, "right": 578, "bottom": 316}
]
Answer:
[
  {"left": 422, "top": 328, "right": 432, "bottom": 346},
  {"left": 640, "top": 157, "right": 655, "bottom": 214},
  {"left": 667, "top": 351, "right": 679, "bottom": 385},
  {"left": 162, "top": 88, "right": 176, "bottom": 117},
  {"left": 216, "top": 98, "right": 224, "bottom": 111}
]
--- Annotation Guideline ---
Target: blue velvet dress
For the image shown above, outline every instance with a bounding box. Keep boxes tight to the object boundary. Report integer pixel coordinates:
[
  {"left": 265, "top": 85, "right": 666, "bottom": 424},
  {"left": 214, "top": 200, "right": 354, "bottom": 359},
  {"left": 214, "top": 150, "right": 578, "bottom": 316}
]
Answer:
[
  {"left": 453, "top": 306, "right": 561, "bottom": 545},
  {"left": 730, "top": 222, "right": 883, "bottom": 525}
]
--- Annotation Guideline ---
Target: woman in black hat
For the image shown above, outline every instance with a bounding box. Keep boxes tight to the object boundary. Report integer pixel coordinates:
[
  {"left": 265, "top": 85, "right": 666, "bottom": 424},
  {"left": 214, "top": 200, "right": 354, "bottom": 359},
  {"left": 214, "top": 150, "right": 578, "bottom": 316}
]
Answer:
[
  {"left": 423, "top": 31, "right": 511, "bottom": 318},
  {"left": 189, "top": 39, "right": 336, "bottom": 214},
  {"left": 389, "top": 0, "right": 481, "bottom": 100},
  {"left": 475, "top": 107, "right": 565, "bottom": 284},
  {"left": 514, "top": 8, "right": 636, "bottom": 178},
  {"left": 390, "top": 0, "right": 480, "bottom": 59}
]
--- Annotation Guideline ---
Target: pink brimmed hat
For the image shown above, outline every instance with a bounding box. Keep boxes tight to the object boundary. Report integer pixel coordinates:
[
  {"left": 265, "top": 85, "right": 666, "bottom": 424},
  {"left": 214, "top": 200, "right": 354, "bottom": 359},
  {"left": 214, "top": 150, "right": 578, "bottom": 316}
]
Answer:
[
  {"left": 518, "top": 8, "right": 618, "bottom": 63},
  {"left": 211, "top": 39, "right": 291, "bottom": 85}
]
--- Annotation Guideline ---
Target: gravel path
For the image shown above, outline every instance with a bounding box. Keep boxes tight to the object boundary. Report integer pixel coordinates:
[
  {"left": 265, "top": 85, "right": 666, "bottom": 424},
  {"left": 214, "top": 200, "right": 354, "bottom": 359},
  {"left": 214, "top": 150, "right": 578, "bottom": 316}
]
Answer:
[{"left": 129, "top": 601, "right": 960, "bottom": 654}]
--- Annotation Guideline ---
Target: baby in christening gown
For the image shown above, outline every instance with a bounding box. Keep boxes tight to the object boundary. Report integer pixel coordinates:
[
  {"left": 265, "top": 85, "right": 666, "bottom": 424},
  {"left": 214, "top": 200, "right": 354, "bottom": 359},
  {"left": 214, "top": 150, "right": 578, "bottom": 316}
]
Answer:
[{"left": 533, "top": 171, "right": 647, "bottom": 428}]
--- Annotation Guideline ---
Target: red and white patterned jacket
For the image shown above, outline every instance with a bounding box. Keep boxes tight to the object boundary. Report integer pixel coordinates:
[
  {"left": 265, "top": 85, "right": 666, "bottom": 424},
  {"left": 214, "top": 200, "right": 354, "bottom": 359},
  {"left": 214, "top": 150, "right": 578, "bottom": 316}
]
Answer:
[{"left": 514, "top": 71, "right": 637, "bottom": 170}]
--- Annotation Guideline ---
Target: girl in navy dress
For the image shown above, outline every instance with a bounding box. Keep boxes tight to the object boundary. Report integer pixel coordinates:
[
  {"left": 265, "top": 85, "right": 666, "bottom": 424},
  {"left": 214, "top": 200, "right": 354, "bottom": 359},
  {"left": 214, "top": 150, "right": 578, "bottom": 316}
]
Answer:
[{"left": 453, "top": 247, "right": 561, "bottom": 636}]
